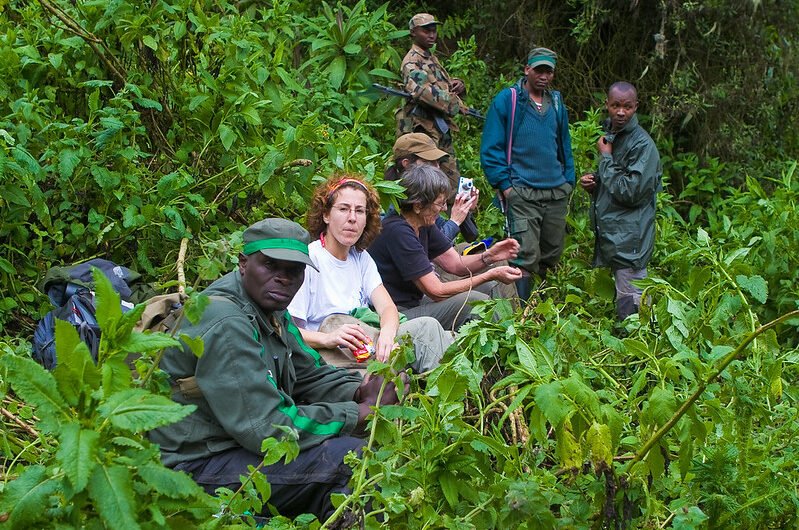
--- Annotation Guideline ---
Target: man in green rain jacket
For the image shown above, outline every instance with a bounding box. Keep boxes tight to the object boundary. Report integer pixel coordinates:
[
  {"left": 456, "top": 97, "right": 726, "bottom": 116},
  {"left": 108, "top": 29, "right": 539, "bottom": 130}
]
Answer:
[
  {"left": 150, "top": 218, "right": 405, "bottom": 521},
  {"left": 580, "top": 82, "right": 662, "bottom": 320}
]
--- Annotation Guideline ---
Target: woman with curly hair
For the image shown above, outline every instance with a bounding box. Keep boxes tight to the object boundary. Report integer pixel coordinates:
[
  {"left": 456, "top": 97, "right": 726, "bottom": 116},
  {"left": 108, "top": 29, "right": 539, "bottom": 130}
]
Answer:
[{"left": 288, "top": 174, "right": 451, "bottom": 372}]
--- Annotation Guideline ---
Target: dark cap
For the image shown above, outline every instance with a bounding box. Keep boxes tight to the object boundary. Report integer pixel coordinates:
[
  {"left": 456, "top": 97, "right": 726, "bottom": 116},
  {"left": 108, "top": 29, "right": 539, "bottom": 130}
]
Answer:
[
  {"left": 242, "top": 218, "right": 318, "bottom": 271},
  {"left": 409, "top": 13, "right": 440, "bottom": 30},
  {"left": 527, "top": 47, "right": 557, "bottom": 69},
  {"left": 393, "top": 133, "right": 448, "bottom": 161}
]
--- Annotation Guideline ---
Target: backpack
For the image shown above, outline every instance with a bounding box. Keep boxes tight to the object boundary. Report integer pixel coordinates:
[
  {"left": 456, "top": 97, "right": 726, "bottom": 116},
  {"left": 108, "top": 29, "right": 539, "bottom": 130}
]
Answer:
[{"left": 32, "top": 259, "right": 157, "bottom": 370}]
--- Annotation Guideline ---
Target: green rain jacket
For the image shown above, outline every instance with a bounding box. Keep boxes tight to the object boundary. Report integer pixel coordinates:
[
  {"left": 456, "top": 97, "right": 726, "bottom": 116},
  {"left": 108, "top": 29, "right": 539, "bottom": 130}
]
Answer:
[
  {"left": 150, "top": 271, "right": 362, "bottom": 467},
  {"left": 590, "top": 114, "right": 662, "bottom": 270}
]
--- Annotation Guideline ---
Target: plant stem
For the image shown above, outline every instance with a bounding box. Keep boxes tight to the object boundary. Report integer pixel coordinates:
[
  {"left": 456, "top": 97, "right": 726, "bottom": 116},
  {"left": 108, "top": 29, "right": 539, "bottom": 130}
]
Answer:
[
  {"left": 716, "top": 489, "right": 780, "bottom": 526},
  {"left": 0, "top": 407, "right": 39, "bottom": 438},
  {"left": 176, "top": 238, "right": 188, "bottom": 295},
  {"left": 321, "top": 373, "right": 392, "bottom": 529}
]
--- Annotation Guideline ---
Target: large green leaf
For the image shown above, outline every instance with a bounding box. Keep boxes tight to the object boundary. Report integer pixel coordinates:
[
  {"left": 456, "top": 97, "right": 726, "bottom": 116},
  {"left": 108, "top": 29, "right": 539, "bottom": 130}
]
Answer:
[
  {"left": 554, "top": 419, "right": 582, "bottom": 469},
  {"left": 101, "top": 357, "right": 135, "bottom": 394},
  {"left": 438, "top": 470, "right": 459, "bottom": 509},
  {"left": 120, "top": 331, "right": 181, "bottom": 354},
  {"left": 642, "top": 386, "right": 677, "bottom": 427},
  {"left": 58, "top": 148, "right": 80, "bottom": 178},
  {"left": 218, "top": 124, "right": 236, "bottom": 151},
  {"left": 0, "top": 465, "right": 62, "bottom": 527},
  {"left": 137, "top": 462, "right": 210, "bottom": 499},
  {"left": 586, "top": 422, "right": 613, "bottom": 469},
  {"left": 561, "top": 375, "right": 601, "bottom": 420},
  {"left": 736, "top": 274, "right": 768, "bottom": 303},
  {"left": 534, "top": 381, "right": 571, "bottom": 428},
  {"left": 515, "top": 338, "right": 539, "bottom": 376},
  {"left": 98, "top": 388, "right": 196, "bottom": 432},
  {"left": 56, "top": 422, "right": 100, "bottom": 491},
  {"left": 328, "top": 55, "right": 346, "bottom": 90},
  {"left": 87, "top": 463, "right": 140, "bottom": 530},
  {"left": 92, "top": 268, "right": 123, "bottom": 336},
  {"left": 53, "top": 318, "right": 101, "bottom": 405},
  {"left": 0, "top": 353, "right": 70, "bottom": 433}
]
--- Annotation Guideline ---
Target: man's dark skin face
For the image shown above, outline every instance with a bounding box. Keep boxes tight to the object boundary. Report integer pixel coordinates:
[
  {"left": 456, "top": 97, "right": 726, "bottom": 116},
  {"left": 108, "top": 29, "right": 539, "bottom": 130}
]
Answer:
[
  {"left": 410, "top": 24, "right": 437, "bottom": 50},
  {"left": 606, "top": 87, "right": 638, "bottom": 132},
  {"left": 239, "top": 252, "right": 305, "bottom": 313},
  {"left": 524, "top": 64, "right": 555, "bottom": 97}
]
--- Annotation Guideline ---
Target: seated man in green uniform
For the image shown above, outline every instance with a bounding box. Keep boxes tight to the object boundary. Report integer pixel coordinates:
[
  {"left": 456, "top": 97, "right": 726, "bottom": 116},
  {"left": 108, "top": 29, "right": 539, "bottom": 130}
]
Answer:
[{"left": 150, "top": 218, "right": 405, "bottom": 521}]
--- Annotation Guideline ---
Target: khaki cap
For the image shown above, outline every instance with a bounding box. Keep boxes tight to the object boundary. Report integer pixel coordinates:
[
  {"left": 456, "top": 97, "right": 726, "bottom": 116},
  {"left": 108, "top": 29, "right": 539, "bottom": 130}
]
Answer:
[
  {"left": 242, "top": 218, "right": 318, "bottom": 271},
  {"left": 393, "top": 133, "right": 448, "bottom": 161},
  {"left": 409, "top": 13, "right": 440, "bottom": 30}
]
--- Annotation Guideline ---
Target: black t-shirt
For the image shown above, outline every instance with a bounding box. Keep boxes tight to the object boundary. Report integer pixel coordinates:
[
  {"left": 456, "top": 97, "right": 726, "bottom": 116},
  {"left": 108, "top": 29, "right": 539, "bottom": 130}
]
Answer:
[{"left": 367, "top": 214, "right": 451, "bottom": 308}]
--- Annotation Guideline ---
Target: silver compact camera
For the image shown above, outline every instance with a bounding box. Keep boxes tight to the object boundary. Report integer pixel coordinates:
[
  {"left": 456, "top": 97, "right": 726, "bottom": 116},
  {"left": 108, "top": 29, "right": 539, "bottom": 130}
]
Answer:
[{"left": 457, "top": 177, "right": 474, "bottom": 196}]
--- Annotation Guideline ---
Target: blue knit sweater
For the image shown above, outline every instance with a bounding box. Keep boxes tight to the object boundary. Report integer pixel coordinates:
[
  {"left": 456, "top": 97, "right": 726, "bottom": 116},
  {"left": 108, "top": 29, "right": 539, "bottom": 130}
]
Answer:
[{"left": 480, "top": 78, "right": 575, "bottom": 191}]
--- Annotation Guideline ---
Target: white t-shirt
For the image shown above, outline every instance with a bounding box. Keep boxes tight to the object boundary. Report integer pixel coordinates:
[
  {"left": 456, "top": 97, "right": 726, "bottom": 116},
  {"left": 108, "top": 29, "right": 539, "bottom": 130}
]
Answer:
[{"left": 288, "top": 240, "right": 383, "bottom": 331}]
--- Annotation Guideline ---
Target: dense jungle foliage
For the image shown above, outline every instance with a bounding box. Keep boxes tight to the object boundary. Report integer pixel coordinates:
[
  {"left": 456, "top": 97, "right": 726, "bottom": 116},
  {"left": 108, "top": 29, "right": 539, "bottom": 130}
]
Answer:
[{"left": 1, "top": 0, "right": 798, "bottom": 528}]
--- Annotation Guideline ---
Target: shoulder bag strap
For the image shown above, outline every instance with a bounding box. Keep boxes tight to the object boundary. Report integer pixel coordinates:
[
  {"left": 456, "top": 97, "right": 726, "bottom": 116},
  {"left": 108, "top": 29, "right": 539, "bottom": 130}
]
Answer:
[{"left": 506, "top": 87, "right": 517, "bottom": 165}]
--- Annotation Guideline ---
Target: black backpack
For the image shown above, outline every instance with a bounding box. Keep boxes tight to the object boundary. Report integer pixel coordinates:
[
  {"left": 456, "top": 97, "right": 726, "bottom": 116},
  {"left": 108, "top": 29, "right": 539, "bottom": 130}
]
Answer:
[{"left": 32, "top": 259, "right": 156, "bottom": 369}]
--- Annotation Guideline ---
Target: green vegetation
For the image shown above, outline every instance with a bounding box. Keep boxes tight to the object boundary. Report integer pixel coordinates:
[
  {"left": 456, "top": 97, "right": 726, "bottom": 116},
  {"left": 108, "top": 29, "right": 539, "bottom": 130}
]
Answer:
[{"left": 1, "top": 0, "right": 798, "bottom": 528}]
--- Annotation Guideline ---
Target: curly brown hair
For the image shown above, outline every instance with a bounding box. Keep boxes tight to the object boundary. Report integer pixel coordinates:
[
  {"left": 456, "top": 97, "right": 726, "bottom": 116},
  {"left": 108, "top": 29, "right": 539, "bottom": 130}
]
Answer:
[{"left": 306, "top": 174, "right": 382, "bottom": 251}]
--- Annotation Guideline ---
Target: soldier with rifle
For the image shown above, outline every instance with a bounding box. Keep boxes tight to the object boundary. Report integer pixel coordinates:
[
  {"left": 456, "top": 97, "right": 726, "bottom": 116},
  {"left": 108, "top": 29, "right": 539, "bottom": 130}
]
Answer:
[{"left": 395, "top": 12, "right": 472, "bottom": 190}]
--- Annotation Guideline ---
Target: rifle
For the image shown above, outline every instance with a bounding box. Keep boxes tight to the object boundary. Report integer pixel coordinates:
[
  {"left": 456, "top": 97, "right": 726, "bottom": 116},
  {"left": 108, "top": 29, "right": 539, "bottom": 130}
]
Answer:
[
  {"left": 371, "top": 83, "right": 485, "bottom": 121},
  {"left": 496, "top": 191, "right": 511, "bottom": 238}
]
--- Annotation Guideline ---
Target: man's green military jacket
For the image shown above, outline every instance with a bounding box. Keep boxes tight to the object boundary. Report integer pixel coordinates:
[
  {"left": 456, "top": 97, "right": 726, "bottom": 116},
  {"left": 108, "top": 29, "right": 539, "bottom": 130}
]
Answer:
[
  {"left": 590, "top": 114, "right": 663, "bottom": 270},
  {"left": 150, "top": 271, "right": 362, "bottom": 467}
]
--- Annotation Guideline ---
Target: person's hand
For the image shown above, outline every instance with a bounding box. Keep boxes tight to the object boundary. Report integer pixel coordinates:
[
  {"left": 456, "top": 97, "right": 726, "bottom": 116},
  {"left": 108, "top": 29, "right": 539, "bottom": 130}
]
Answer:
[
  {"left": 580, "top": 173, "right": 597, "bottom": 192},
  {"left": 354, "top": 372, "right": 410, "bottom": 430},
  {"left": 450, "top": 78, "right": 465, "bottom": 95},
  {"left": 485, "top": 238, "right": 520, "bottom": 262},
  {"left": 597, "top": 136, "right": 612, "bottom": 155},
  {"left": 374, "top": 330, "right": 398, "bottom": 363},
  {"left": 324, "top": 324, "right": 372, "bottom": 352},
  {"left": 502, "top": 187, "right": 513, "bottom": 200},
  {"left": 490, "top": 265, "right": 524, "bottom": 284},
  {"left": 451, "top": 192, "right": 477, "bottom": 225}
]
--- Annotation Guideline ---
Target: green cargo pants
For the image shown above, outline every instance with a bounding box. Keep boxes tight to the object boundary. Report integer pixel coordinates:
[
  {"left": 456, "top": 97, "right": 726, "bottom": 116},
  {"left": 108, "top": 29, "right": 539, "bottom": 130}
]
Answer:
[{"left": 506, "top": 182, "right": 572, "bottom": 275}]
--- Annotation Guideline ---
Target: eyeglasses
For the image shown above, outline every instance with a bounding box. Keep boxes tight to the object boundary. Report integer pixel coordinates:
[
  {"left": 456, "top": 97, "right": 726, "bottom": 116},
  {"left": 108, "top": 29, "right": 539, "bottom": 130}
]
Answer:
[
  {"left": 431, "top": 200, "right": 447, "bottom": 211},
  {"left": 332, "top": 204, "right": 368, "bottom": 217}
]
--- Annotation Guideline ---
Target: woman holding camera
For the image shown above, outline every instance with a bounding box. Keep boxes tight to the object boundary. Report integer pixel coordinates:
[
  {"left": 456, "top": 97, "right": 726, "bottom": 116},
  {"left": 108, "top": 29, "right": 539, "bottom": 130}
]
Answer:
[
  {"left": 368, "top": 164, "right": 523, "bottom": 331},
  {"left": 288, "top": 175, "right": 451, "bottom": 373}
]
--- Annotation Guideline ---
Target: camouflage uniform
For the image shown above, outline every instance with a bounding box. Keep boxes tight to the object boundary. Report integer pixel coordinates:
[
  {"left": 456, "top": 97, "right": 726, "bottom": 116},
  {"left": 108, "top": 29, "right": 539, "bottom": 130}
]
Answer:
[{"left": 396, "top": 43, "right": 463, "bottom": 186}]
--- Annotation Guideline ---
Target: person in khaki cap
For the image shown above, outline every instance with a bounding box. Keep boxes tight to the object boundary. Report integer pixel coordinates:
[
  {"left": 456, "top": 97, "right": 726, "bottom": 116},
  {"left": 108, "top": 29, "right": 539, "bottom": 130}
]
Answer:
[
  {"left": 150, "top": 217, "right": 407, "bottom": 521},
  {"left": 386, "top": 132, "right": 478, "bottom": 243},
  {"left": 396, "top": 13, "right": 470, "bottom": 189},
  {"left": 480, "top": 47, "right": 575, "bottom": 301}
]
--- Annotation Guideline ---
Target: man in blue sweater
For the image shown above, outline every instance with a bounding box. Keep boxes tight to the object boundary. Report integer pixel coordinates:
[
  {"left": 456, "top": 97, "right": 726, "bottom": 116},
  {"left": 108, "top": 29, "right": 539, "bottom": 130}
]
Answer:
[{"left": 480, "top": 47, "right": 575, "bottom": 300}]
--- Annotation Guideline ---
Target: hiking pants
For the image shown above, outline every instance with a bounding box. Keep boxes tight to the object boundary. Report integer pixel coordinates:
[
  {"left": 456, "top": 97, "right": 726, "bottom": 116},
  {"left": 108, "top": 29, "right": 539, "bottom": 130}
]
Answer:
[
  {"left": 613, "top": 267, "right": 647, "bottom": 320},
  {"left": 173, "top": 436, "right": 365, "bottom": 521},
  {"left": 506, "top": 183, "right": 572, "bottom": 275}
]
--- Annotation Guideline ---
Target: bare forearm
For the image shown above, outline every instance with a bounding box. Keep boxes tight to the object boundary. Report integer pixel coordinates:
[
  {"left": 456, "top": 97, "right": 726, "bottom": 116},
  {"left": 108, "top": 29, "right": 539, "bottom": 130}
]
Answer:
[
  {"left": 297, "top": 328, "right": 329, "bottom": 350},
  {"left": 422, "top": 271, "right": 494, "bottom": 301},
  {"left": 378, "top": 306, "right": 399, "bottom": 340}
]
